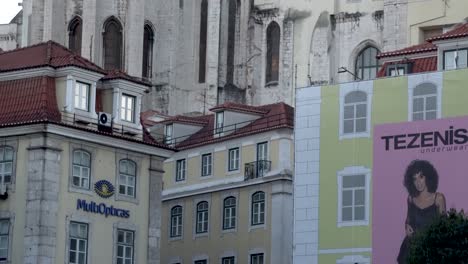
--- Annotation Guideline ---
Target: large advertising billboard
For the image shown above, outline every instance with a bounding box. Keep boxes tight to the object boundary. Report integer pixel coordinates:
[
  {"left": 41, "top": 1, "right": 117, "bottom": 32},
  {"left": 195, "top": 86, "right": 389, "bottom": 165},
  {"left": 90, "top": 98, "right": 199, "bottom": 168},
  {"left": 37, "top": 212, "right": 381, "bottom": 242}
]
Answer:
[{"left": 373, "top": 116, "right": 468, "bottom": 263}]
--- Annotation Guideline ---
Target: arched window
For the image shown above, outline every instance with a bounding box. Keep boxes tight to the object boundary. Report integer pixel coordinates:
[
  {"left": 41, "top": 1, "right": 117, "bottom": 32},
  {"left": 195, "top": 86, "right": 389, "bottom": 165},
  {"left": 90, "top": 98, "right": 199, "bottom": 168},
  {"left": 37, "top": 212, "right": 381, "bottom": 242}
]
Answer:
[
  {"left": 266, "top": 22, "right": 280, "bottom": 84},
  {"left": 142, "top": 24, "right": 154, "bottom": 79},
  {"left": 0, "top": 146, "right": 13, "bottom": 185},
  {"left": 72, "top": 150, "right": 91, "bottom": 189},
  {"left": 103, "top": 17, "right": 123, "bottom": 70},
  {"left": 198, "top": 0, "right": 208, "bottom": 83},
  {"left": 251, "top": 191, "right": 265, "bottom": 225},
  {"left": 119, "top": 159, "right": 136, "bottom": 197},
  {"left": 343, "top": 91, "right": 367, "bottom": 134},
  {"left": 68, "top": 16, "right": 82, "bottom": 55},
  {"left": 223, "top": 197, "right": 236, "bottom": 230},
  {"left": 196, "top": 201, "right": 209, "bottom": 233},
  {"left": 170, "top": 206, "right": 183, "bottom": 237},
  {"left": 355, "top": 46, "right": 380, "bottom": 80},
  {"left": 412, "top": 83, "right": 437, "bottom": 121}
]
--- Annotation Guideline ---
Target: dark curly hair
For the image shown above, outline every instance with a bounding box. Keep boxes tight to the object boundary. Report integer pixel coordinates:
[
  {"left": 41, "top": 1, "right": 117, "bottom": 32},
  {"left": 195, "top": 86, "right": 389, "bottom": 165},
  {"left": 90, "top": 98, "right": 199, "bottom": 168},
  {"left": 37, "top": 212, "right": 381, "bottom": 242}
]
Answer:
[{"left": 404, "top": 159, "right": 439, "bottom": 197}]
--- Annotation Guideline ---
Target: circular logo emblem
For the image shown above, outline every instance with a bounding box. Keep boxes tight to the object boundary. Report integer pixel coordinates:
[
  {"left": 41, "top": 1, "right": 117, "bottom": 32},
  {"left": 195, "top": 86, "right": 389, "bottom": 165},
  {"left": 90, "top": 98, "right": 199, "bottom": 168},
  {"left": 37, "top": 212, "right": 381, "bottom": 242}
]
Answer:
[
  {"left": 99, "top": 114, "right": 108, "bottom": 124},
  {"left": 94, "top": 180, "right": 115, "bottom": 198}
]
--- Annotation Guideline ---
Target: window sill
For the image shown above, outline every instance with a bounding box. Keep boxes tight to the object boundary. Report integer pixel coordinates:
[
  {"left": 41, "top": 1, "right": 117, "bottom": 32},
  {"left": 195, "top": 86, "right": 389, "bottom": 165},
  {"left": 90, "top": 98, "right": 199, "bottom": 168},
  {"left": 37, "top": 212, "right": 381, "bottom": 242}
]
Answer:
[
  {"left": 68, "top": 186, "right": 94, "bottom": 197},
  {"left": 339, "top": 131, "right": 370, "bottom": 140},
  {"left": 221, "top": 228, "right": 237, "bottom": 234},
  {"left": 226, "top": 169, "right": 240, "bottom": 176},
  {"left": 200, "top": 175, "right": 213, "bottom": 180},
  {"left": 337, "top": 220, "right": 369, "bottom": 228},
  {"left": 265, "top": 81, "right": 279, "bottom": 88},
  {"left": 194, "top": 232, "right": 209, "bottom": 239},
  {"left": 169, "top": 236, "right": 183, "bottom": 242},
  {"left": 115, "top": 194, "right": 139, "bottom": 205},
  {"left": 249, "top": 223, "right": 266, "bottom": 232}
]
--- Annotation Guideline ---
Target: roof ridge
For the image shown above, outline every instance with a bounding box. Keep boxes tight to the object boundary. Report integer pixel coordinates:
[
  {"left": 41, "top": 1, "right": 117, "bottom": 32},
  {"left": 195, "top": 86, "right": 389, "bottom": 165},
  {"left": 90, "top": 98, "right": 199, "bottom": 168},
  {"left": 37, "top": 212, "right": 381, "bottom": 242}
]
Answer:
[{"left": 0, "top": 41, "right": 49, "bottom": 56}]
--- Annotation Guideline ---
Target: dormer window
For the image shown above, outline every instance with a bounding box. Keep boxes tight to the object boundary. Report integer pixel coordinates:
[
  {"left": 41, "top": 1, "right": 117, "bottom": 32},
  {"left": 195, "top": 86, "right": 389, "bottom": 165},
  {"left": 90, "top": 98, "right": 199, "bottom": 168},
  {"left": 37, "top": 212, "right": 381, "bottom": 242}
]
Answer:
[
  {"left": 443, "top": 49, "right": 468, "bottom": 70},
  {"left": 164, "top": 124, "right": 173, "bottom": 144},
  {"left": 216, "top": 111, "right": 224, "bottom": 134},
  {"left": 386, "top": 64, "right": 411, "bottom": 77},
  {"left": 74, "top": 82, "right": 90, "bottom": 111},
  {"left": 121, "top": 94, "right": 135, "bottom": 123}
]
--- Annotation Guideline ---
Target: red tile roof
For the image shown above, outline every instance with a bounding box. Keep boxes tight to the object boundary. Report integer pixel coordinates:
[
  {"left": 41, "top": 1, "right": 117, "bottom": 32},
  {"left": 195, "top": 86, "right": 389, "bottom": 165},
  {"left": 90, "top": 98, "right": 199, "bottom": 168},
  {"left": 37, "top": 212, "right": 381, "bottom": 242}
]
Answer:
[
  {"left": 0, "top": 41, "right": 106, "bottom": 74},
  {"left": 210, "top": 101, "right": 269, "bottom": 115},
  {"left": 377, "top": 42, "right": 437, "bottom": 59},
  {"left": 159, "top": 115, "right": 210, "bottom": 126},
  {"left": 147, "top": 102, "right": 294, "bottom": 150},
  {"left": 428, "top": 23, "right": 468, "bottom": 42},
  {"left": 102, "top": 69, "right": 152, "bottom": 87},
  {"left": 377, "top": 56, "right": 437, "bottom": 77},
  {"left": 0, "top": 76, "right": 61, "bottom": 126}
]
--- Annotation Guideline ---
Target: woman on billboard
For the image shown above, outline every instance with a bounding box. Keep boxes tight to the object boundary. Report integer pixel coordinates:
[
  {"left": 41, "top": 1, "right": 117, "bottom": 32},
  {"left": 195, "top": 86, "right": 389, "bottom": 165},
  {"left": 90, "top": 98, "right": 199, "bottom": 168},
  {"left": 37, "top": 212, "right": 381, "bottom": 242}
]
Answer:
[{"left": 397, "top": 159, "right": 446, "bottom": 264}]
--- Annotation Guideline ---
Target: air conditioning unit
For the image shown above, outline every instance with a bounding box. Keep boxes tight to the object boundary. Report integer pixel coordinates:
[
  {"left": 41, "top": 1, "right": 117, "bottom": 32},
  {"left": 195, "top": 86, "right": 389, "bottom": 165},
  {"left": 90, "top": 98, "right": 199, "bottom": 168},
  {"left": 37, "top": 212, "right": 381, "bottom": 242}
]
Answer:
[{"left": 98, "top": 112, "right": 112, "bottom": 127}]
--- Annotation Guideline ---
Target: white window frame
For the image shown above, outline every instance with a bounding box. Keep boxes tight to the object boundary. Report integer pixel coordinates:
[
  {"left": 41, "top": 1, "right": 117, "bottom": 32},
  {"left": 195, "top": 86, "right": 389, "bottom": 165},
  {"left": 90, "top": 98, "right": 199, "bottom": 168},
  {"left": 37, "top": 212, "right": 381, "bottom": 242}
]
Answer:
[
  {"left": 336, "top": 255, "right": 370, "bottom": 264},
  {"left": 250, "top": 253, "right": 264, "bottom": 264},
  {"left": 175, "top": 159, "right": 186, "bottom": 182},
  {"left": 201, "top": 153, "right": 212, "bottom": 177},
  {"left": 251, "top": 191, "right": 265, "bottom": 226},
  {"left": 443, "top": 48, "right": 468, "bottom": 70},
  {"left": 227, "top": 147, "right": 240, "bottom": 172},
  {"left": 337, "top": 166, "right": 371, "bottom": 227},
  {"left": 165, "top": 124, "right": 174, "bottom": 145},
  {"left": 170, "top": 206, "right": 183, "bottom": 238},
  {"left": 215, "top": 111, "right": 224, "bottom": 135},
  {"left": 408, "top": 72, "right": 442, "bottom": 121},
  {"left": 196, "top": 201, "right": 209, "bottom": 234},
  {"left": 222, "top": 256, "right": 235, "bottom": 264},
  {"left": 0, "top": 146, "right": 14, "bottom": 187},
  {"left": 69, "top": 221, "right": 88, "bottom": 264},
  {"left": 118, "top": 159, "right": 137, "bottom": 198},
  {"left": 339, "top": 81, "right": 373, "bottom": 140},
  {"left": 120, "top": 94, "right": 136, "bottom": 123},
  {"left": 223, "top": 197, "right": 236, "bottom": 230},
  {"left": 74, "top": 82, "right": 90, "bottom": 111},
  {"left": 0, "top": 219, "right": 9, "bottom": 262},
  {"left": 116, "top": 229, "right": 134, "bottom": 264},
  {"left": 72, "top": 150, "right": 91, "bottom": 190}
]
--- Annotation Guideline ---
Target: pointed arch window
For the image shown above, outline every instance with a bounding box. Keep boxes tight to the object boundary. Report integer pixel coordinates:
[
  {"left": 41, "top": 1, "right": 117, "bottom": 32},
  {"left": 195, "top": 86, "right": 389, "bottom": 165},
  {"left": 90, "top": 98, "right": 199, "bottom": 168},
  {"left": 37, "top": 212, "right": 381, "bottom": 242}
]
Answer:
[
  {"left": 266, "top": 22, "right": 280, "bottom": 84},
  {"left": 142, "top": 24, "right": 154, "bottom": 79},
  {"left": 68, "top": 16, "right": 82, "bottom": 55},
  {"left": 103, "top": 17, "right": 123, "bottom": 70},
  {"left": 198, "top": 0, "right": 208, "bottom": 83},
  {"left": 355, "top": 46, "right": 380, "bottom": 80}
]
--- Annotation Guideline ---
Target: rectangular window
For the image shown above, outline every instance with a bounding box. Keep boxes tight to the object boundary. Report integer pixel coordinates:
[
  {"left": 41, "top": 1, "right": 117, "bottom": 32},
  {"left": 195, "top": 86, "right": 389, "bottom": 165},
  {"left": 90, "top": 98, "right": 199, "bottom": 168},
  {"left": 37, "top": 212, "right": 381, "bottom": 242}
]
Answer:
[
  {"left": 165, "top": 124, "right": 173, "bottom": 145},
  {"left": 176, "top": 159, "right": 186, "bottom": 182},
  {"left": 74, "top": 82, "right": 89, "bottom": 111},
  {"left": 444, "top": 49, "right": 468, "bottom": 70},
  {"left": 228, "top": 148, "right": 240, "bottom": 171},
  {"left": 69, "top": 222, "right": 88, "bottom": 264},
  {"left": 216, "top": 111, "right": 224, "bottom": 134},
  {"left": 0, "top": 147, "right": 13, "bottom": 185},
  {"left": 250, "top": 253, "right": 264, "bottom": 264},
  {"left": 72, "top": 150, "right": 91, "bottom": 189},
  {"left": 341, "top": 174, "right": 366, "bottom": 222},
  {"left": 121, "top": 94, "right": 136, "bottom": 122},
  {"left": 201, "top": 153, "right": 212, "bottom": 176},
  {"left": 194, "top": 260, "right": 207, "bottom": 264},
  {"left": 0, "top": 220, "right": 9, "bottom": 261},
  {"left": 222, "top": 256, "right": 235, "bottom": 264},
  {"left": 116, "top": 229, "right": 134, "bottom": 264}
]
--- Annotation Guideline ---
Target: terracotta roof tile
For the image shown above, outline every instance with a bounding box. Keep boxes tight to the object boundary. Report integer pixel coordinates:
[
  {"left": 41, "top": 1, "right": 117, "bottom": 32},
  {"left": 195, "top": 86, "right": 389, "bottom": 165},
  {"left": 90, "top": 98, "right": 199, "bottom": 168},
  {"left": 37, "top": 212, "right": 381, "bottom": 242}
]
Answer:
[
  {"left": 102, "top": 69, "right": 152, "bottom": 87},
  {"left": 0, "top": 76, "right": 61, "bottom": 126},
  {"left": 157, "top": 102, "right": 294, "bottom": 149},
  {"left": 209, "top": 101, "right": 269, "bottom": 114},
  {"left": 428, "top": 23, "right": 468, "bottom": 42},
  {"left": 377, "top": 42, "right": 437, "bottom": 59},
  {"left": 377, "top": 56, "right": 437, "bottom": 77},
  {"left": 0, "top": 41, "right": 105, "bottom": 74}
]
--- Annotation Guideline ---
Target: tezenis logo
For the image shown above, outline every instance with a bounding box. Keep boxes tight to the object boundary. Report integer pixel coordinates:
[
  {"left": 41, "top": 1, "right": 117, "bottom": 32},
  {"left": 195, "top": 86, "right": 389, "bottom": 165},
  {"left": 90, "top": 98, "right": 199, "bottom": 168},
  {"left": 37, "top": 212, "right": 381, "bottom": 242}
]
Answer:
[
  {"left": 77, "top": 199, "right": 130, "bottom": 218},
  {"left": 381, "top": 126, "right": 468, "bottom": 151}
]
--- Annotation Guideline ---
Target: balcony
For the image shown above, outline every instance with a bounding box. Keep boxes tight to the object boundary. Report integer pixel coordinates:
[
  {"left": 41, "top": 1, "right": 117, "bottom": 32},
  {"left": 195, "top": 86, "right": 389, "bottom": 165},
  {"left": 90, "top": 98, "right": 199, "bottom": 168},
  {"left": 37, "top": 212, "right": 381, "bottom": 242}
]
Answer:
[{"left": 244, "top": 160, "right": 271, "bottom": 180}]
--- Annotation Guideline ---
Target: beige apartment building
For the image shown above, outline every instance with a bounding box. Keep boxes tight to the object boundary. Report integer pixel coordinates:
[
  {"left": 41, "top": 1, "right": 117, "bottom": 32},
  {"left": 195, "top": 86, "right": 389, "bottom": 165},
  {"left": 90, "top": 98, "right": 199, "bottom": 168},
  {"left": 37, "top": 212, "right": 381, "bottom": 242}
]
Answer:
[
  {"left": 0, "top": 41, "right": 173, "bottom": 263},
  {"left": 142, "top": 102, "right": 294, "bottom": 264}
]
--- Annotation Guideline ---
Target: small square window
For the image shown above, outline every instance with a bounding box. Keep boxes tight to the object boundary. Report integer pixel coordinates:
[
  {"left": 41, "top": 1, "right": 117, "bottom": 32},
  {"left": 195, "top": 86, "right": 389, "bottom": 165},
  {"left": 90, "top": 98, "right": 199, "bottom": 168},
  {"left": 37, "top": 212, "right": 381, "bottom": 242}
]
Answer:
[
  {"left": 228, "top": 148, "right": 240, "bottom": 171},
  {"left": 121, "top": 94, "right": 136, "bottom": 123},
  {"left": 175, "top": 159, "right": 186, "bottom": 182},
  {"left": 201, "top": 154, "right": 212, "bottom": 176},
  {"left": 75, "top": 82, "right": 90, "bottom": 111}
]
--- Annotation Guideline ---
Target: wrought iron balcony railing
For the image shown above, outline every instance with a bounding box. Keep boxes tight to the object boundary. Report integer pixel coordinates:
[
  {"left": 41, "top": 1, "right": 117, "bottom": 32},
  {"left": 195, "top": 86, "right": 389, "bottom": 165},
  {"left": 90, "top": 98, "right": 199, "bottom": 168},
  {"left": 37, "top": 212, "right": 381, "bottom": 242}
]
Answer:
[{"left": 244, "top": 160, "right": 271, "bottom": 180}]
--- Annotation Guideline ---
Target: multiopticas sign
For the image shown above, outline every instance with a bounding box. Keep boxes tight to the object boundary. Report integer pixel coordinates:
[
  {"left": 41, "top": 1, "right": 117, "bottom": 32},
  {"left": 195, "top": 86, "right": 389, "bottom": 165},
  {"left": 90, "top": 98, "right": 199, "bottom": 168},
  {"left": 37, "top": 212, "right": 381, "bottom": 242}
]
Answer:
[{"left": 76, "top": 199, "right": 130, "bottom": 218}]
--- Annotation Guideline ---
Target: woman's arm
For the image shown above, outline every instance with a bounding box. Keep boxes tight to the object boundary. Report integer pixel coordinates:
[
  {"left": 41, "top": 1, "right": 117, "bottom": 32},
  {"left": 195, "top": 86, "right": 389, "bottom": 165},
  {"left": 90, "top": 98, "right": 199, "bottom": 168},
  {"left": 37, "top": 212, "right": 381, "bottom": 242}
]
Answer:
[
  {"left": 436, "top": 192, "right": 446, "bottom": 214},
  {"left": 405, "top": 196, "right": 413, "bottom": 236}
]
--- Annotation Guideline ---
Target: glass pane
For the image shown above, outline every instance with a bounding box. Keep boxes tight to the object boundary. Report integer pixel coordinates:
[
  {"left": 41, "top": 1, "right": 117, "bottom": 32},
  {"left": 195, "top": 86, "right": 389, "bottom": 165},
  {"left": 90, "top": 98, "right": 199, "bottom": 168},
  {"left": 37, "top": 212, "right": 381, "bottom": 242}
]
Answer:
[
  {"left": 343, "top": 174, "right": 365, "bottom": 188},
  {"left": 458, "top": 50, "right": 467, "bottom": 68},
  {"left": 73, "top": 166, "right": 81, "bottom": 177},
  {"left": 426, "top": 111, "right": 437, "bottom": 120},
  {"left": 82, "top": 153, "right": 90, "bottom": 166},
  {"left": 78, "top": 252, "right": 85, "bottom": 264},
  {"left": 355, "top": 189, "right": 365, "bottom": 205},
  {"left": 444, "top": 51, "right": 455, "bottom": 69},
  {"left": 354, "top": 206, "right": 365, "bottom": 220},
  {"left": 125, "top": 259, "right": 131, "bottom": 264},
  {"left": 343, "top": 120, "right": 354, "bottom": 134},
  {"left": 413, "top": 112, "right": 424, "bottom": 121},
  {"left": 119, "top": 185, "right": 126, "bottom": 194},
  {"left": 3, "top": 175, "right": 10, "bottom": 184},
  {"left": 128, "top": 162, "right": 135, "bottom": 175},
  {"left": 120, "top": 160, "right": 128, "bottom": 173},
  {"left": 343, "top": 105, "right": 354, "bottom": 119},
  {"left": 70, "top": 224, "right": 78, "bottom": 237},
  {"left": 117, "top": 245, "right": 124, "bottom": 256},
  {"left": 127, "top": 187, "right": 134, "bottom": 197},
  {"left": 414, "top": 83, "right": 436, "bottom": 96},
  {"left": 0, "top": 149, "right": 3, "bottom": 161},
  {"left": 70, "top": 239, "right": 77, "bottom": 250},
  {"left": 344, "top": 91, "right": 366, "bottom": 104},
  {"left": 79, "top": 225, "right": 87, "bottom": 238},
  {"left": 82, "top": 168, "right": 89, "bottom": 178},
  {"left": 117, "top": 258, "right": 123, "bottom": 264},
  {"left": 4, "top": 149, "right": 12, "bottom": 161},
  {"left": 342, "top": 190, "right": 353, "bottom": 206},
  {"left": 125, "top": 246, "right": 132, "bottom": 257},
  {"left": 356, "top": 104, "right": 366, "bottom": 118},
  {"left": 79, "top": 240, "right": 86, "bottom": 251},
  {"left": 73, "top": 152, "right": 81, "bottom": 164},
  {"left": 355, "top": 118, "right": 366, "bottom": 132},
  {"left": 4, "top": 163, "right": 11, "bottom": 174},
  {"left": 363, "top": 49, "right": 370, "bottom": 67},
  {"left": 73, "top": 176, "right": 80, "bottom": 186},
  {"left": 69, "top": 251, "right": 76, "bottom": 262},
  {"left": 128, "top": 176, "right": 135, "bottom": 186},
  {"left": 426, "top": 96, "right": 437, "bottom": 111},
  {"left": 413, "top": 98, "right": 424, "bottom": 112},
  {"left": 125, "top": 232, "right": 133, "bottom": 244},
  {"left": 342, "top": 207, "right": 353, "bottom": 221},
  {"left": 363, "top": 68, "right": 370, "bottom": 80}
]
